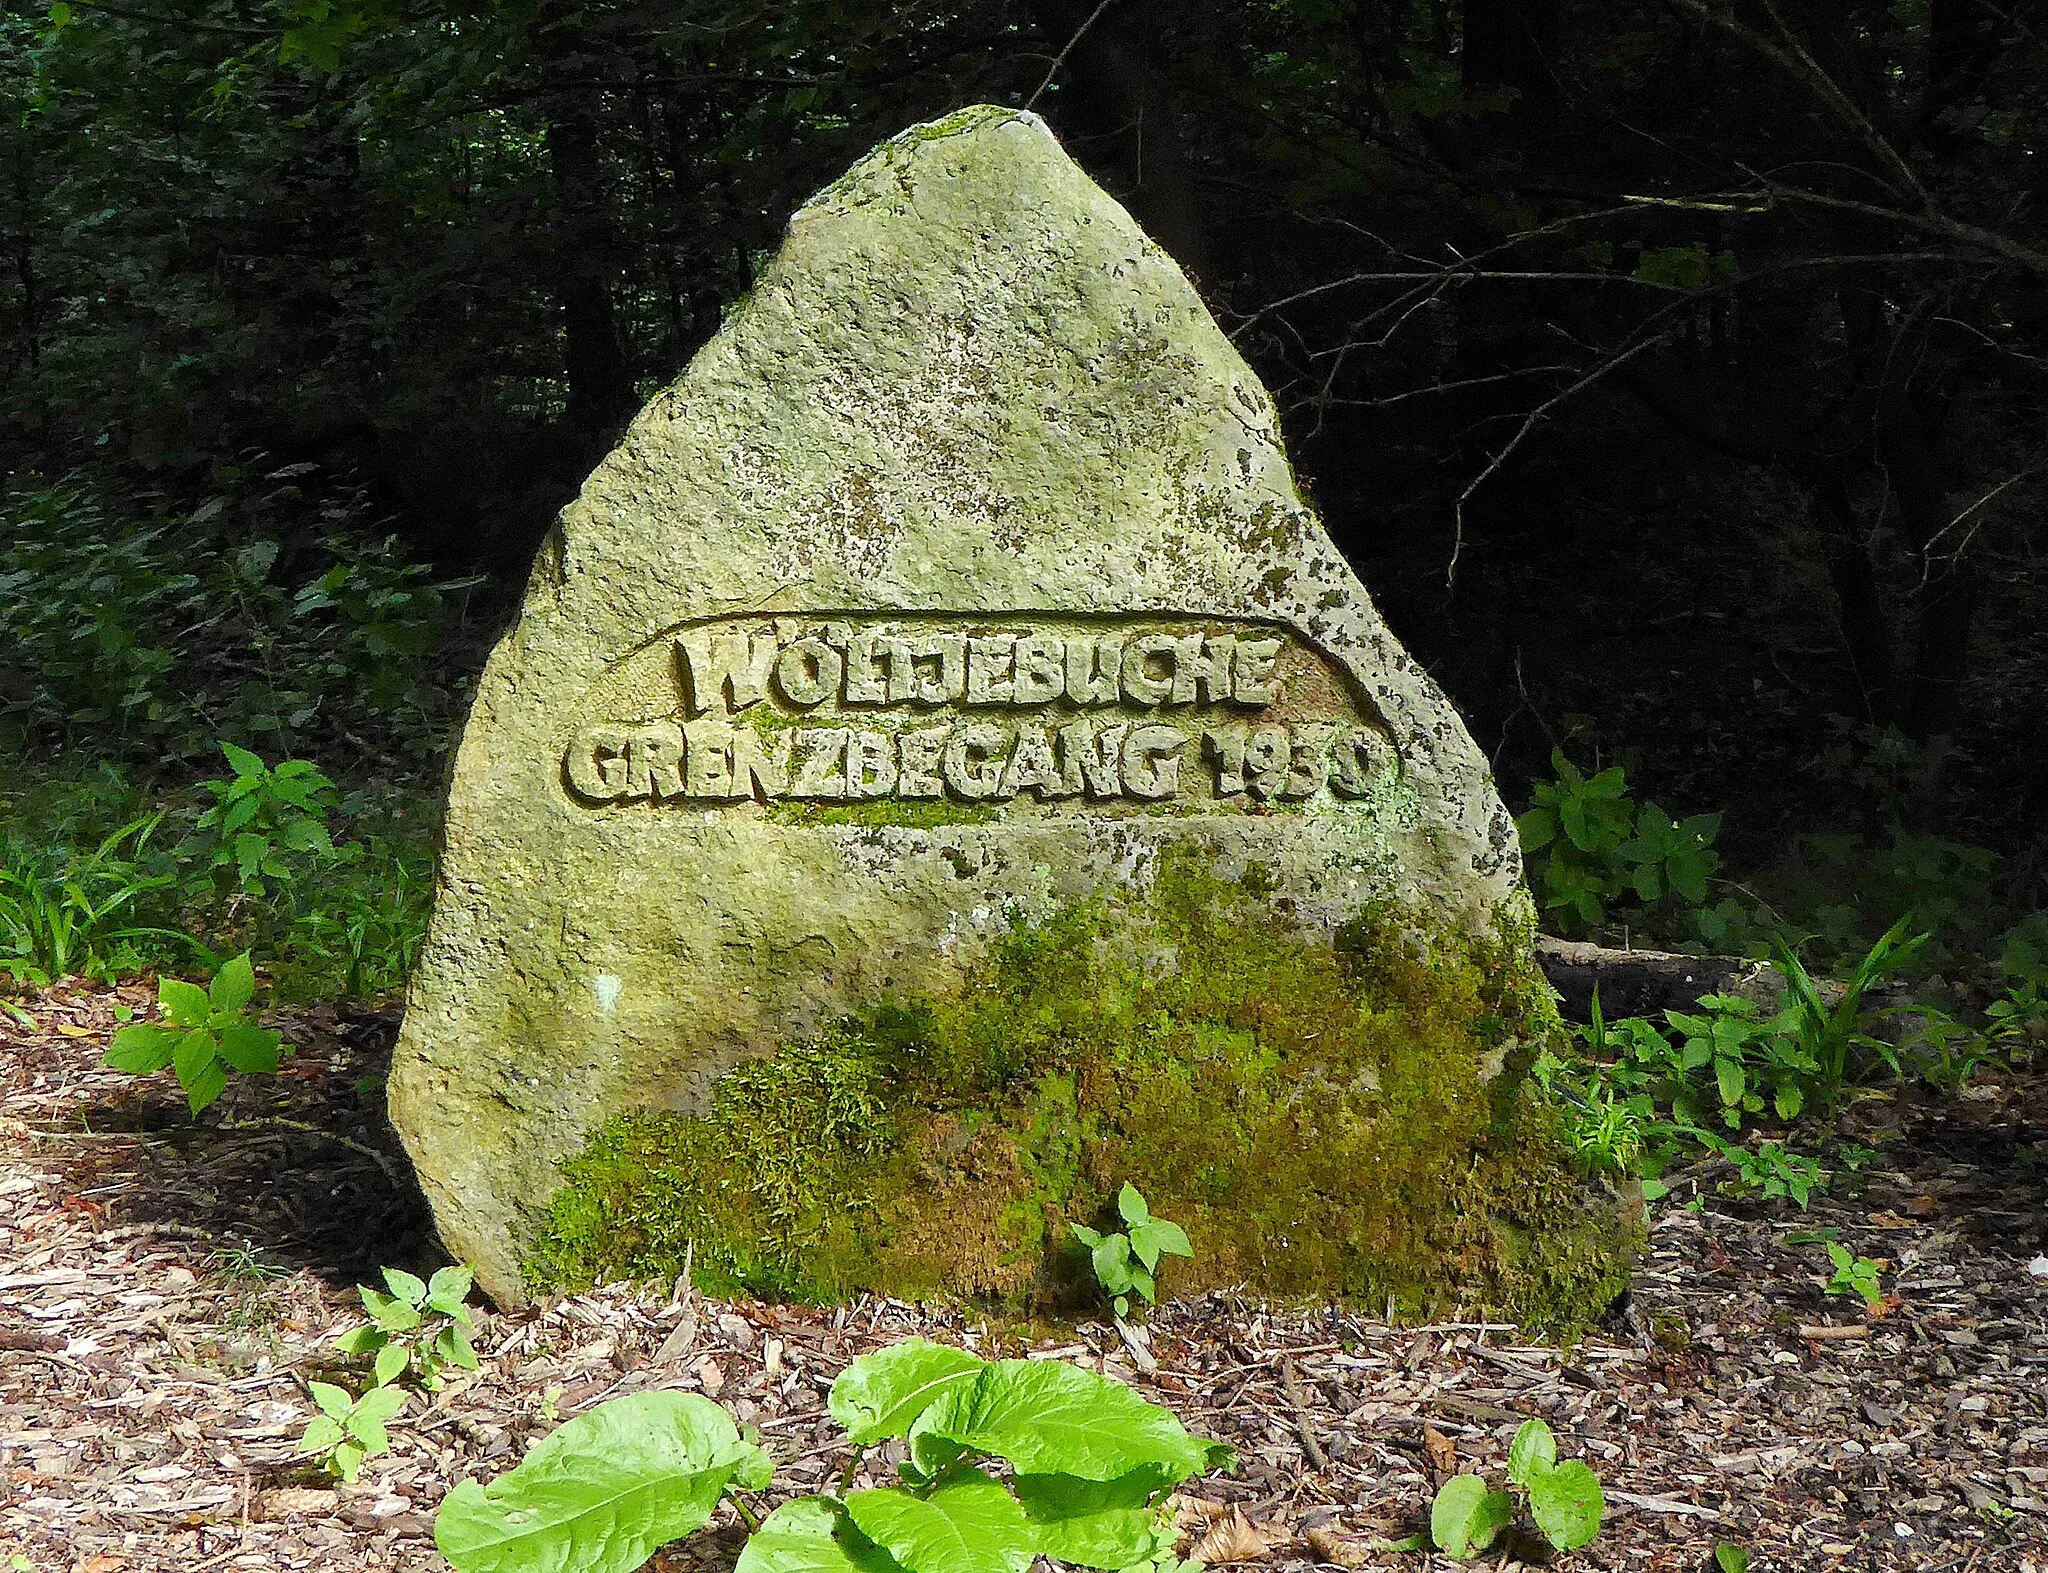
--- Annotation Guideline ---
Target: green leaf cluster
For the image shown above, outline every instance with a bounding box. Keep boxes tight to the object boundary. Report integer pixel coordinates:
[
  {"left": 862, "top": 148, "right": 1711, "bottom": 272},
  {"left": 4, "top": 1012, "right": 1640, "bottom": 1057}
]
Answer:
[
  {"left": 1429, "top": 1419, "right": 1602, "bottom": 1560},
  {"left": 103, "top": 951, "right": 281, "bottom": 1113},
  {"left": 744, "top": 1341, "right": 1227, "bottom": 1573},
  {"left": 431, "top": 1339, "right": 1226, "bottom": 1573},
  {"left": 1069, "top": 1184, "right": 1194, "bottom": 1320},
  {"left": 1822, "top": 1242, "right": 1885, "bottom": 1310},
  {"left": 182, "top": 742, "right": 343, "bottom": 898},
  {"left": 298, "top": 1378, "right": 407, "bottom": 1483},
  {"left": 1517, "top": 752, "right": 1721, "bottom": 936},
  {"left": 333, "top": 1263, "right": 479, "bottom": 1389}
]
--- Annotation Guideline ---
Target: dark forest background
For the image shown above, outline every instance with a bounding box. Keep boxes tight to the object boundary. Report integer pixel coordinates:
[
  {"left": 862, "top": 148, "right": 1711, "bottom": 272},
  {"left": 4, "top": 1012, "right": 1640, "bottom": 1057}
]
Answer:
[{"left": 5, "top": 0, "right": 2047, "bottom": 959}]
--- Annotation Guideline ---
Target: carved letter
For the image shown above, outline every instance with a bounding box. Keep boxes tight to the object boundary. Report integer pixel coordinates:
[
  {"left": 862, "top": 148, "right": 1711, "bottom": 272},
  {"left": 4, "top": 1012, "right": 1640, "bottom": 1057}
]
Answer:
[
  {"left": 733, "top": 726, "right": 792, "bottom": 799},
  {"left": 1065, "top": 637, "right": 1123, "bottom": 705},
  {"left": 676, "top": 627, "right": 778, "bottom": 715},
  {"left": 1329, "top": 727, "right": 1392, "bottom": 797},
  {"left": 626, "top": 721, "right": 686, "bottom": 799},
  {"left": 565, "top": 726, "right": 630, "bottom": 802},
  {"left": 774, "top": 638, "right": 844, "bottom": 708},
  {"left": 1233, "top": 638, "right": 1283, "bottom": 705},
  {"left": 880, "top": 636, "right": 918, "bottom": 702},
  {"left": 1012, "top": 634, "right": 1065, "bottom": 705},
  {"left": 844, "top": 631, "right": 890, "bottom": 704},
  {"left": 944, "top": 723, "right": 1010, "bottom": 800},
  {"left": 1242, "top": 726, "right": 1290, "bottom": 800},
  {"left": 966, "top": 636, "right": 1017, "bottom": 704},
  {"left": 909, "top": 634, "right": 968, "bottom": 705},
  {"left": 1172, "top": 633, "right": 1236, "bottom": 705},
  {"left": 846, "top": 731, "right": 899, "bottom": 799},
  {"left": 898, "top": 726, "right": 948, "bottom": 798},
  {"left": 1002, "top": 725, "right": 1070, "bottom": 798},
  {"left": 1204, "top": 727, "right": 1246, "bottom": 796},
  {"left": 1121, "top": 725, "right": 1187, "bottom": 799},
  {"left": 683, "top": 720, "right": 737, "bottom": 798},
  {"left": 1121, "top": 633, "right": 1177, "bottom": 705},
  {"left": 791, "top": 729, "right": 850, "bottom": 799},
  {"left": 1281, "top": 724, "right": 1334, "bottom": 799},
  {"left": 1062, "top": 720, "right": 1125, "bottom": 798}
]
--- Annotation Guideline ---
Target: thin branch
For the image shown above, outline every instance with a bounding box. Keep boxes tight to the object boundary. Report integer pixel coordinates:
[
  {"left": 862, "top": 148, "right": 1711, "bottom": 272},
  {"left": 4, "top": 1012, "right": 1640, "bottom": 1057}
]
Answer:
[
  {"left": 1025, "top": 0, "right": 1117, "bottom": 112},
  {"left": 1664, "top": 0, "right": 1930, "bottom": 206},
  {"left": 1449, "top": 332, "right": 1678, "bottom": 590}
]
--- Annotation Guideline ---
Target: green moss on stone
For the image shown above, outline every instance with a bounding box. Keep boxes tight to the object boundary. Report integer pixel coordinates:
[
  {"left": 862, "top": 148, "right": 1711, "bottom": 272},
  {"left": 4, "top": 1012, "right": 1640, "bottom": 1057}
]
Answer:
[
  {"left": 528, "top": 854, "right": 1639, "bottom": 1331},
  {"left": 765, "top": 799, "right": 1002, "bottom": 829}
]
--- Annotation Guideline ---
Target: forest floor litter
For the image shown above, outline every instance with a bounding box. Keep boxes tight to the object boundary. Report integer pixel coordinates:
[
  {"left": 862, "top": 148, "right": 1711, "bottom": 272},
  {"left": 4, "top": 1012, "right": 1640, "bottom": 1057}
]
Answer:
[{"left": 2, "top": 981, "right": 2044, "bottom": 1571}]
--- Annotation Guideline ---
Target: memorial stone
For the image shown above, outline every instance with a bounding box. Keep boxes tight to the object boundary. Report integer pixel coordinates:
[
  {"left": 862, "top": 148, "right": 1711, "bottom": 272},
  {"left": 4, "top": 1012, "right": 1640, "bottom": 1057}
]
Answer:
[{"left": 389, "top": 106, "right": 1634, "bottom": 1314}]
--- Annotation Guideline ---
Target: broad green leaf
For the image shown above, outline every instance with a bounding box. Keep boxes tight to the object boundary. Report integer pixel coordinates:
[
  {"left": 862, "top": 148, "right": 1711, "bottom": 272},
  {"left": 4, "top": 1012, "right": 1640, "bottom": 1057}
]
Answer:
[
  {"left": 846, "top": 1471, "right": 1035, "bottom": 1573},
  {"left": 434, "top": 1391, "right": 769, "bottom": 1573},
  {"left": 1429, "top": 1475, "right": 1510, "bottom": 1559},
  {"left": 1506, "top": 1418, "right": 1556, "bottom": 1487},
  {"left": 309, "top": 1381, "right": 353, "bottom": 1420},
  {"left": 220, "top": 741, "right": 268, "bottom": 778},
  {"left": 361, "top": 1285, "right": 422, "bottom": 1332},
  {"left": 1116, "top": 1184, "right": 1149, "bottom": 1227},
  {"left": 1528, "top": 1459, "right": 1604, "bottom": 1551},
  {"left": 216, "top": 1025, "right": 281, "bottom": 1074},
  {"left": 427, "top": 1264, "right": 475, "bottom": 1320},
  {"left": 1516, "top": 806, "right": 1557, "bottom": 853},
  {"left": 209, "top": 951, "right": 255, "bottom": 1015},
  {"left": 1714, "top": 1055, "right": 1745, "bottom": 1109},
  {"left": 105, "top": 1024, "right": 180, "bottom": 1073},
  {"left": 331, "top": 1440, "right": 367, "bottom": 1482},
  {"left": 910, "top": 1360, "right": 1215, "bottom": 1483},
  {"left": 829, "top": 1339, "right": 987, "bottom": 1446},
  {"left": 1014, "top": 1466, "right": 1175, "bottom": 1569},
  {"left": 1089, "top": 1232, "right": 1134, "bottom": 1295},
  {"left": 180, "top": 1050, "right": 228, "bottom": 1114},
  {"left": 383, "top": 1267, "right": 430, "bottom": 1306},
  {"left": 158, "top": 977, "right": 210, "bottom": 1026},
  {"left": 334, "top": 1325, "right": 386, "bottom": 1355},
  {"left": 439, "top": 1323, "right": 480, "bottom": 1369},
  {"left": 373, "top": 1342, "right": 409, "bottom": 1387},
  {"left": 1714, "top": 1544, "right": 1750, "bottom": 1573},
  {"left": 736, "top": 1498, "right": 906, "bottom": 1573},
  {"left": 1128, "top": 1219, "right": 1191, "bottom": 1272},
  {"left": 1070, "top": 1224, "right": 1105, "bottom": 1249},
  {"left": 355, "top": 1383, "right": 408, "bottom": 1426},
  {"left": 298, "top": 1415, "right": 345, "bottom": 1452}
]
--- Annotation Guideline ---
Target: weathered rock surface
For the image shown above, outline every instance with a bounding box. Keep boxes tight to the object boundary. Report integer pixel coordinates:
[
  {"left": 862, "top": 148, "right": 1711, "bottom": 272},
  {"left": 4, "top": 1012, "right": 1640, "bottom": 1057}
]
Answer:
[{"left": 390, "top": 106, "right": 1534, "bottom": 1307}]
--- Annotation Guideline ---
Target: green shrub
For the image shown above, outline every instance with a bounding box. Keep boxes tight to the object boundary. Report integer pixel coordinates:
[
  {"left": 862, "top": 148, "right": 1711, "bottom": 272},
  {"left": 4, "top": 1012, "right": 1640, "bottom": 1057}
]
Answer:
[{"left": 1517, "top": 751, "right": 1721, "bottom": 937}]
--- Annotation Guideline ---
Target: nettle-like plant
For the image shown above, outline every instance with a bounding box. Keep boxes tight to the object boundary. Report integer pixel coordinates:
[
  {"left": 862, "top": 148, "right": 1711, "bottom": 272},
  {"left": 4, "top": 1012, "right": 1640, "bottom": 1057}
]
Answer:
[
  {"left": 433, "top": 1338, "right": 1230, "bottom": 1573},
  {"left": 1071, "top": 1184, "right": 1194, "bottom": 1320},
  {"left": 103, "top": 951, "right": 281, "bottom": 1112},
  {"left": 1429, "top": 1419, "right": 1603, "bottom": 1561},
  {"left": 298, "top": 1378, "right": 407, "bottom": 1484},
  {"left": 334, "top": 1264, "right": 480, "bottom": 1389}
]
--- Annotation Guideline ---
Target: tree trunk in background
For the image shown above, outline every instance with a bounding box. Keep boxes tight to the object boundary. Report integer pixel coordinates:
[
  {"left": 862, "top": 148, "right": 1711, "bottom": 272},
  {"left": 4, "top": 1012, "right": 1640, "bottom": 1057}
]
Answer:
[
  {"left": 545, "top": 64, "right": 636, "bottom": 463},
  {"left": 1025, "top": 0, "right": 1211, "bottom": 284},
  {"left": 1804, "top": 463, "right": 1899, "bottom": 728},
  {"left": 1879, "top": 385, "right": 1977, "bottom": 771},
  {"left": 1460, "top": 0, "right": 1561, "bottom": 120}
]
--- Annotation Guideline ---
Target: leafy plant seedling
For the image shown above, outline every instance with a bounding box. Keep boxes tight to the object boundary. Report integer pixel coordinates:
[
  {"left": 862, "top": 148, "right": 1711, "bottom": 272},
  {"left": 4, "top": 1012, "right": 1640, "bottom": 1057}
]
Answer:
[
  {"left": 1822, "top": 1243, "right": 1886, "bottom": 1310},
  {"left": 297, "top": 1379, "right": 406, "bottom": 1483},
  {"left": 184, "top": 742, "right": 343, "bottom": 899},
  {"left": 1070, "top": 1183, "right": 1194, "bottom": 1319},
  {"left": 1714, "top": 1546, "right": 1750, "bottom": 1573},
  {"left": 1429, "top": 1418, "right": 1604, "bottom": 1559},
  {"left": 334, "top": 1263, "right": 479, "bottom": 1389},
  {"left": 103, "top": 951, "right": 281, "bottom": 1113}
]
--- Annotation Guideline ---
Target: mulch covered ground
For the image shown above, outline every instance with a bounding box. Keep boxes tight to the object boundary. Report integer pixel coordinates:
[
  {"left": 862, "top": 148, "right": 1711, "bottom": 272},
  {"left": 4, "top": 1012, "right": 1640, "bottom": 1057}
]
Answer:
[{"left": 2, "top": 981, "right": 2045, "bottom": 1572}]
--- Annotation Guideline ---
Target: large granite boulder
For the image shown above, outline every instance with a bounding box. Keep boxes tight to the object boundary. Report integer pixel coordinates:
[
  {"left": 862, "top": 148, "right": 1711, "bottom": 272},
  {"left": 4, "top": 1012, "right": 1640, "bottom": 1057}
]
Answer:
[{"left": 389, "top": 106, "right": 1631, "bottom": 1316}]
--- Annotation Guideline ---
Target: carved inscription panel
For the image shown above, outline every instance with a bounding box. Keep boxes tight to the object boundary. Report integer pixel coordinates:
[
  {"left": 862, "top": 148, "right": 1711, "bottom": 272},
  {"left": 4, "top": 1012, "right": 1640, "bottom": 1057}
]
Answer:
[{"left": 563, "top": 617, "right": 1392, "bottom": 809}]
